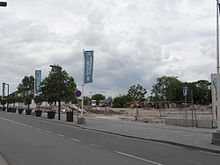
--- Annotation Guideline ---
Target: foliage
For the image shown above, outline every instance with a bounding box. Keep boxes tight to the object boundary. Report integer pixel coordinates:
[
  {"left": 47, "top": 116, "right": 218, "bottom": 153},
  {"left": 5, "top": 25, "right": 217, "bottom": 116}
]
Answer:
[
  {"left": 112, "top": 95, "right": 133, "bottom": 108},
  {"left": 6, "top": 91, "right": 20, "bottom": 106},
  {"left": 83, "top": 96, "right": 91, "bottom": 106},
  {"left": 41, "top": 65, "right": 77, "bottom": 104},
  {"left": 91, "top": 93, "right": 105, "bottom": 105},
  {"left": 191, "top": 80, "right": 211, "bottom": 105},
  {"left": 127, "top": 84, "right": 147, "bottom": 101},
  {"left": 17, "top": 76, "right": 34, "bottom": 97},
  {"left": 34, "top": 94, "right": 44, "bottom": 106},
  {"left": 151, "top": 76, "right": 181, "bottom": 101},
  {"left": 17, "top": 76, "right": 34, "bottom": 107},
  {"left": 150, "top": 76, "right": 211, "bottom": 105}
]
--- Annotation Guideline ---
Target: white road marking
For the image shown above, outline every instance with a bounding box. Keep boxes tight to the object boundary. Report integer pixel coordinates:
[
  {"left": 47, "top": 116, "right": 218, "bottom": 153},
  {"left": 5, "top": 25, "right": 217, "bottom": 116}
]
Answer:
[
  {"left": 0, "top": 117, "right": 33, "bottom": 129},
  {"left": 115, "top": 151, "right": 163, "bottom": 165},
  {"left": 71, "top": 138, "right": 80, "bottom": 142},
  {"left": 89, "top": 144, "right": 100, "bottom": 148},
  {"left": 57, "top": 134, "right": 64, "bottom": 137},
  {"left": 46, "top": 130, "right": 51, "bottom": 133}
]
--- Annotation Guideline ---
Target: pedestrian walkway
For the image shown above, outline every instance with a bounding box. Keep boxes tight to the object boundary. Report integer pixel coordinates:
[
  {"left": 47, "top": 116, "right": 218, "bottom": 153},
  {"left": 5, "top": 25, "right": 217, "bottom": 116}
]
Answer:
[{"left": 40, "top": 113, "right": 220, "bottom": 153}]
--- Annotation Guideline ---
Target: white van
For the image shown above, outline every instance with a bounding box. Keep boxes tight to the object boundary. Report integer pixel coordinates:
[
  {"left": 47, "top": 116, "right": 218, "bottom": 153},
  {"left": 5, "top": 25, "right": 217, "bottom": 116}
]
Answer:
[{"left": 91, "top": 100, "right": 96, "bottom": 107}]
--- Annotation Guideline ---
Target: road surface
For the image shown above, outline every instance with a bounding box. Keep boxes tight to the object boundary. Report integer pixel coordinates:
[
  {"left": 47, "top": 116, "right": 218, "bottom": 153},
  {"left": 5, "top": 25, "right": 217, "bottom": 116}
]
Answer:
[{"left": 0, "top": 111, "right": 220, "bottom": 165}]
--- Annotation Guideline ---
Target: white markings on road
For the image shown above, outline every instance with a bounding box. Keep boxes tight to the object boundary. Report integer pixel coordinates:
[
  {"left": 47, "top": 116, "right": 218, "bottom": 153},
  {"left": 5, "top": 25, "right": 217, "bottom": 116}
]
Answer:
[
  {"left": 46, "top": 130, "right": 51, "bottom": 133},
  {"left": 0, "top": 117, "right": 33, "bottom": 129},
  {"left": 71, "top": 138, "right": 80, "bottom": 142},
  {"left": 89, "top": 144, "right": 101, "bottom": 148},
  {"left": 115, "top": 151, "right": 163, "bottom": 165},
  {"left": 57, "top": 134, "right": 64, "bottom": 137}
]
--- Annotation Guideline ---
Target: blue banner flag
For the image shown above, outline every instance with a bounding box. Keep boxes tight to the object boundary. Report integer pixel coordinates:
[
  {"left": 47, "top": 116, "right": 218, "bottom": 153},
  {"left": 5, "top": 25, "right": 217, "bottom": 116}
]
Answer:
[
  {"left": 35, "top": 70, "right": 42, "bottom": 94},
  {"left": 84, "top": 51, "right": 94, "bottom": 83}
]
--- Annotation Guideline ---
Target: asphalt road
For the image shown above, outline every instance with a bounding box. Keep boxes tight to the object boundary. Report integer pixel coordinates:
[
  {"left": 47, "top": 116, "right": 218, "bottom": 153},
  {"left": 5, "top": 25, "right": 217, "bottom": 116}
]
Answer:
[{"left": 0, "top": 111, "right": 220, "bottom": 165}]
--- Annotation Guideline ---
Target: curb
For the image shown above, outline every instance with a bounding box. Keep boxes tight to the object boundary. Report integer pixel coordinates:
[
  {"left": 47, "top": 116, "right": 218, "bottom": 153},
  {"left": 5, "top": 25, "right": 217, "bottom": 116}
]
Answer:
[
  {"left": 77, "top": 126, "right": 220, "bottom": 154},
  {"left": 35, "top": 116, "right": 220, "bottom": 155},
  {"left": 2, "top": 112, "right": 220, "bottom": 155}
]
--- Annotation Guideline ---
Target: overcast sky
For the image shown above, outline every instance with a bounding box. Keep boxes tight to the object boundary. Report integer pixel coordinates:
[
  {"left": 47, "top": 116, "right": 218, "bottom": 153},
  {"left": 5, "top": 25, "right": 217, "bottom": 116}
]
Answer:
[{"left": 0, "top": 0, "right": 216, "bottom": 97}]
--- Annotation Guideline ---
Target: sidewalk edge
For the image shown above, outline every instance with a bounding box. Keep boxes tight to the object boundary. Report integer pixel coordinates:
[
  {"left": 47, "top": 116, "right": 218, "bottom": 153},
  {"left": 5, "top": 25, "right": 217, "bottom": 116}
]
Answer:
[
  {"left": 6, "top": 113, "right": 220, "bottom": 155},
  {"left": 36, "top": 117, "right": 220, "bottom": 155},
  {"left": 78, "top": 125, "right": 220, "bottom": 154}
]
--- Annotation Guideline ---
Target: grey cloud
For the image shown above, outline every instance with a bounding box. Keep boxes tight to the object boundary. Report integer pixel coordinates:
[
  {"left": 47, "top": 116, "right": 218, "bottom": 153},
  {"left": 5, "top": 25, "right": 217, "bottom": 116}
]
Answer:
[{"left": 0, "top": 0, "right": 216, "bottom": 97}]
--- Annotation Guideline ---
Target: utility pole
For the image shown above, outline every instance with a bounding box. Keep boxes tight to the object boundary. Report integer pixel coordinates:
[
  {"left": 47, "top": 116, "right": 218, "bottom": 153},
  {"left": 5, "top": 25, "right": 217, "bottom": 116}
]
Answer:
[
  {"left": 212, "top": 0, "right": 220, "bottom": 145},
  {"left": 2, "top": 83, "right": 9, "bottom": 110},
  {"left": 1, "top": 2, "right": 7, "bottom": 111},
  {"left": 2, "top": 83, "right": 5, "bottom": 111}
]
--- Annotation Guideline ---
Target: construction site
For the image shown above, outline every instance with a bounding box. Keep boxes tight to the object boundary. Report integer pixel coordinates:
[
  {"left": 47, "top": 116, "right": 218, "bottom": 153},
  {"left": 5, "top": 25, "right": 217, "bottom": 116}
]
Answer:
[{"left": 85, "top": 103, "right": 213, "bottom": 129}]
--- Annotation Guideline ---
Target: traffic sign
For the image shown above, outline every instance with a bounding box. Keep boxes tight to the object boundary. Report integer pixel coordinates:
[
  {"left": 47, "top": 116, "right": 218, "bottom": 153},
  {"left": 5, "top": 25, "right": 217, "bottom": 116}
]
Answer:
[
  {"left": 183, "top": 86, "right": 188, "bottom": 97},
  {"left": 75, "top": 90, "right": 81, "bottom": 97}
]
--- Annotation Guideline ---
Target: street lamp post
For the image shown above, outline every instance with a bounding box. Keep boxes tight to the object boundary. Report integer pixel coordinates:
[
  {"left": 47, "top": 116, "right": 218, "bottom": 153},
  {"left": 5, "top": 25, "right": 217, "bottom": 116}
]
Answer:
[
  {"left": 2, "top": 83, "right": 9, "bottom": 110},
  {"left": 50, "top": 65, "right": 62, "bottom": 120},
  {"left": 212, "top": 0, "right": 220, "bottom": 145},
  {"left": 6, "top": 83, "right": 9, "bottom": 109},
  {"left": 2, "top": 83, "right": 5, "bottom": 110},
  {"left": 1, "top": 2, "right": 7, "bottom": 111}
]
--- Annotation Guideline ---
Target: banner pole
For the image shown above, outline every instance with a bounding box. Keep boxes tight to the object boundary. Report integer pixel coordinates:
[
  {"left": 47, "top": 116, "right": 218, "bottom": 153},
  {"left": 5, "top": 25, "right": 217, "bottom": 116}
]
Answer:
[{"left": 81, "top": 49, "right": 85, "bottom": 117}]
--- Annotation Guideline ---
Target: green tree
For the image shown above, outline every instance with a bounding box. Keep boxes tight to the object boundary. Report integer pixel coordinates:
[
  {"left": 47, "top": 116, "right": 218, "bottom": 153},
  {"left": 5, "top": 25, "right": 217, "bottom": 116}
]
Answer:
[
  {"left": 191, "top": 80, "right": 211, "bottom": 105},
  {"left": 17, "top": 76, "right": 34, "bottom": 108},
  {"left": 83, "top": 96, "right": 91, "bottom": 106},
  {"left": 151, "top": 76, "right": 181, "bottom": 102},
  {"left": 34, "top": 94, "right": 44, "bottom": 107},
  {"left": 91, "top": 93, "right": 105, "bottom": 105},
  {"left": 151, "top": 76, "right": 211, "bottom": 105},
  {"left": 112, "top": 95, "right": 132, "bottom": 108},
  {"left": 0, "top": 95, "right": 7, "bottom": 107},
  {"left": 127, "top": 84, "right": 147, "bottom": 101},
  {"left": 41, "top": 65, "right": 77, "bottom": 104},
  {"left": 17, "top": 76, "right": 34, "bottom": 96}
]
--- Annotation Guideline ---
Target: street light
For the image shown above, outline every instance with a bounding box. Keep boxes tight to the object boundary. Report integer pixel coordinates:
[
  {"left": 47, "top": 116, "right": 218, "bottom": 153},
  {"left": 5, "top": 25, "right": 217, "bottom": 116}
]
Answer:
[
  {"left": 50, "top": 65, "right": 62, "bottom": 120},
  {"left": 0, "top": 2, "right": 7, "bottom": 7},
  {"left": 211, "top": 0, "right": 220, "bottom": 145},
  {"left": 2, "top": 83, "right": 9, "bottom": 110}
]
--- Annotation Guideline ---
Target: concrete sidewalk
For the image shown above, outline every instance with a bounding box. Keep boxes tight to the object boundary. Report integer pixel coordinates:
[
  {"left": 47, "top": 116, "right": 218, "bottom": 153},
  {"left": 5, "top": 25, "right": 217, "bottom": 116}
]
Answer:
[{"left": 41, "top": 113, "right": 220, "bottom": 153}]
